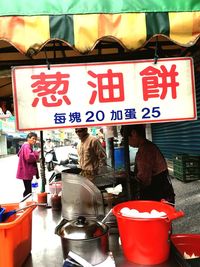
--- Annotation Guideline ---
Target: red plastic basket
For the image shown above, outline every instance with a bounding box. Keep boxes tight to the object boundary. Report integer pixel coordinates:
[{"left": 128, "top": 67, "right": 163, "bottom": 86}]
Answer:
[{"left": 171, "top": 234, "right": 200, "bottom": 267}]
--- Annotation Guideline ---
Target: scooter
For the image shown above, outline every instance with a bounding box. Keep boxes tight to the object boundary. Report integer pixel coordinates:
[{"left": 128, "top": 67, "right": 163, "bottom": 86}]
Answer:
[
  {"left": 45, "top": 149, "right": 57, "bottom": 171},
  {"left": 48, "top": 158, "right": 81, "bottom": 184}
]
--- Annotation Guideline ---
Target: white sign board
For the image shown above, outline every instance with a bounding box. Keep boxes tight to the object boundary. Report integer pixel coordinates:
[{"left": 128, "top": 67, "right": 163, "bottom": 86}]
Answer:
[{"left": 12, "top": 57, "right": 196, "bottom": 131}]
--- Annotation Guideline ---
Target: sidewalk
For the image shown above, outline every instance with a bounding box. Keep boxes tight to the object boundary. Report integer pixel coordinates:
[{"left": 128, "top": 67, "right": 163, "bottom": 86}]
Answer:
[
  {"left": 170, "top": 175, "right": 200, "bottom": 234},
  {"left": 0, "top": 154, "right": 46, "bottom": 203},
  {"left": 166, "top": 159, "right": 200, "bottom": 233},
  {"left": 0, "top": 154, "right": 24, "bottom": 203}
]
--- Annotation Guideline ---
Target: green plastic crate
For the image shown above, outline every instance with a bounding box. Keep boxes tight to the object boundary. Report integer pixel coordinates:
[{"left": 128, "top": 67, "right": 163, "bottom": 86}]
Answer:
[
  {"left": 173, "top": 170, "right": 200, "bottom": 182},
  {"left": 173, "top": 154, "right": 190, "bottom": 161},
  {"left": 173, "top": 157, "right": 200, "bottom": 167},
  {"left": 173, "top": 165, "right": 200, "bottom": 174},
  {"left": 173, "top": 154, "right": 200, "bottom": 161},
  {"left": 173, "top": 154, "right": 200, "bottom": 182}
]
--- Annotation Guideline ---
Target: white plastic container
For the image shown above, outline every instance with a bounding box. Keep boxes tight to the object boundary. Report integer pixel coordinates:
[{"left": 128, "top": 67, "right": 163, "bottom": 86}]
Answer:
[{"left": 31, "top": 176, "right": 39, "bottom": 201}]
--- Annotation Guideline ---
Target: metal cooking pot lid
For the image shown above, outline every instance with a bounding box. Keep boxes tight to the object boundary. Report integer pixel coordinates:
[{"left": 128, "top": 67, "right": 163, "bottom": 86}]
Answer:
[{"left": 60, "top": 216, "right": 108, "bottom": 239}]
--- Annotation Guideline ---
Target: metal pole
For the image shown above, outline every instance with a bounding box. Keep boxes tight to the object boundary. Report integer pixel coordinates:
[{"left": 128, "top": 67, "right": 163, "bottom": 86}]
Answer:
[
  {"left": 109, "top": 137, "right": 115, "bottom": 169},
  {"left": 123, "top": 126, "right": 134, "bottom": 200},
  {"left": 40, "top": 131, "right": 46, "bottom": 192}
]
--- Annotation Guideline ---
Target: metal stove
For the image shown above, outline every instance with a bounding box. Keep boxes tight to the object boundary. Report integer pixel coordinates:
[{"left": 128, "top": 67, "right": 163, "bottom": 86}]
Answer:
[{"left": 61, "top": 171, "right": 119, "bottom": 226}]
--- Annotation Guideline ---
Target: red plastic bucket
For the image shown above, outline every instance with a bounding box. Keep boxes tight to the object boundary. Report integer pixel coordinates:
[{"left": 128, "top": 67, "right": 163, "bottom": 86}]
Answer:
[{"left": 112, "top": 200, "right": 184, "bottom": 265}]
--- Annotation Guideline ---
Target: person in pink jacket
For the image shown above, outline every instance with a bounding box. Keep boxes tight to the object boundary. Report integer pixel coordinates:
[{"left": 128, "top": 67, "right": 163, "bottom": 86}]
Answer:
[{"left": 16, "top": 132, "right": 40, "bottom": 197}]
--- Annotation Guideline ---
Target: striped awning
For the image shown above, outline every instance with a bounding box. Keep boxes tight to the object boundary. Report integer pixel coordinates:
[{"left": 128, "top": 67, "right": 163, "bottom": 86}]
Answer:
[{"left": 0, "top": 0, "right": 200, "bottom": 55}]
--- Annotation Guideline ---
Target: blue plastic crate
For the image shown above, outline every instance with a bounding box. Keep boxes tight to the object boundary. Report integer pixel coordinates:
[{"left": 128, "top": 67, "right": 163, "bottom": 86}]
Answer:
[{"left": 0, "top": 207, "right": 5, "bottom": 223}]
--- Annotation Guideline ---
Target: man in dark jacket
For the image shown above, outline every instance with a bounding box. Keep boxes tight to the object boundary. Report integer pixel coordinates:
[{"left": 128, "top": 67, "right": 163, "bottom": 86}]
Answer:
[{"left": 121, "top": 124, "right": 175, "bottom": 204}]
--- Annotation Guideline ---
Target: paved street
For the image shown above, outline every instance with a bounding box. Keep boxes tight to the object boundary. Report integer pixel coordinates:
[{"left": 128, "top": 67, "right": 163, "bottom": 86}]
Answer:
[
  {"left": 0, "top": 155, "right": 24, "bottom": 203},
  {"left": 0, "top": 154, "right": 54, "bottom": 203},
  {"left": 0, "top": 155, "right": 199, "bottom": 234},
  {"left": 171, "top": 175, "right": 200, "bottom": 234},
  {"left": 0, "top": 146, "right": 72, "bottom": 203}
]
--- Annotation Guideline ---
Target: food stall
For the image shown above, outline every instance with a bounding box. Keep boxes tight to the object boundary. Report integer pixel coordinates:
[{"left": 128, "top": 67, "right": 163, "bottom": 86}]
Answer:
[{"left": 0, "top": 0, "right": 200, "bottom": 266}]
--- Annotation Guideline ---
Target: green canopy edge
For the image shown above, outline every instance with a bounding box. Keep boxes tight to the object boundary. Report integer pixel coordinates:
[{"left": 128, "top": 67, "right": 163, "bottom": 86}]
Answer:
[{"left": 1, "top": 0, "right": 200, "bottom": 16}]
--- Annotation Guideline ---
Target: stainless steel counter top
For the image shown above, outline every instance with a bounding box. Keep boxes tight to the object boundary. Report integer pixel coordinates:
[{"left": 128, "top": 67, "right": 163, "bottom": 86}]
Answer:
[{"left": 23, "top": 203, "right": 181, "bottom": 267}]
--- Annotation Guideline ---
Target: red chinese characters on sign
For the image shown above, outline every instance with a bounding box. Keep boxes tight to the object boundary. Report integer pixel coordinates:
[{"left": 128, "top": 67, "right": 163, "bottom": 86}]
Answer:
[
  {"left": 140, "top": 64, "right": 179, "bottom": 101},
  {"left": 87, "top": 69, "right": 125, "bottom": 104},
  {"left": 30, "top": 64, "right": 180, "bottom": 108},
  {"left": 31, "top": 72, "right": 71, "bottom": 107}
]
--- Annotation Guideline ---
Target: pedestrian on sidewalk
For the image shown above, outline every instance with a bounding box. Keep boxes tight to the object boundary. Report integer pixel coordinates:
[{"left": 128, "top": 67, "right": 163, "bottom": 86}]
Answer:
[{"left": 16, "top": 132, "right": 40, "bottom": 197}]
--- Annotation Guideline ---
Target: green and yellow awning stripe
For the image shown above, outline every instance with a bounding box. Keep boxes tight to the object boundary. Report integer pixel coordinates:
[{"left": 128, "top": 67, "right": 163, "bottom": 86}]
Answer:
[
  {"left": 1, "top": 0, "right": 200, "bottom": 16},
  {"left": 0, "top": 11, "right": 200, "bottom": 55}
]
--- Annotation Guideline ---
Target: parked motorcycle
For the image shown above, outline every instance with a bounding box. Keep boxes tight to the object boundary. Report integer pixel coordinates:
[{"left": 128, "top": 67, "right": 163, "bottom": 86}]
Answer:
[
  {"left": 45, "top": 149, "right": 57, "bottom": 171},
  {"left": 68, "top": 151, "right": 78, "bottom": 164},
  {"left": 49, "top": 158, "right": 81, "bottom": 184}
]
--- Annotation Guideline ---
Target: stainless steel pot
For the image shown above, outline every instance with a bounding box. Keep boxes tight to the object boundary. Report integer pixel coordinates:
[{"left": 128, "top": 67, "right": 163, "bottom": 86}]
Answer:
[{"left": 55, "top": 216, "right": 109, "bottom": 265}]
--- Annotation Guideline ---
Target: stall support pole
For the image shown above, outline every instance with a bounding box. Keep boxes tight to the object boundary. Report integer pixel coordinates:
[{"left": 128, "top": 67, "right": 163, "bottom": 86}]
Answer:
[
  {"left": 40, "top": 131, "right": 46, "bottom": 192},
  {"left": 123, "top": 127, "right": 134, "bottom": 200},
  {"left": 108, "top": 137, "right": 115, "bottom": 168}
]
